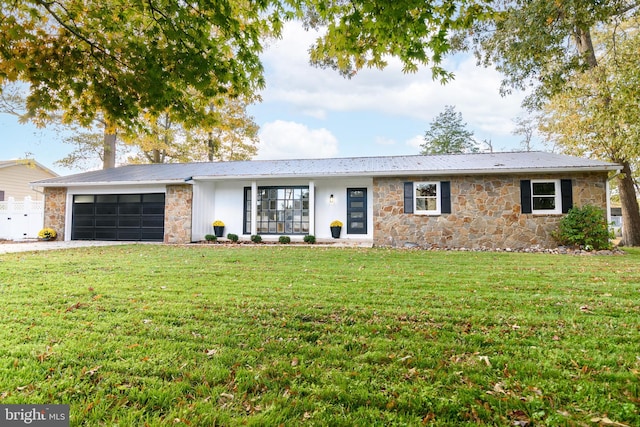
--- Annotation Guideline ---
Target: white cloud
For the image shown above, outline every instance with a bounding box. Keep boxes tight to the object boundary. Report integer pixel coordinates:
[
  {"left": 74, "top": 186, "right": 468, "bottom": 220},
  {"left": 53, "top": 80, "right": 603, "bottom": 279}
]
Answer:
[
  {"left": 256, "top": 120, "right": 339, "bottom": 160},
  {"left": 405, "top": 135, "right": 424, "bottom": 150},
  {"left": 375, "top": 136, "right": 397, "bottom": 146},
  {"left": 259, "top": 21, "right": 527, "bottom": 139}
]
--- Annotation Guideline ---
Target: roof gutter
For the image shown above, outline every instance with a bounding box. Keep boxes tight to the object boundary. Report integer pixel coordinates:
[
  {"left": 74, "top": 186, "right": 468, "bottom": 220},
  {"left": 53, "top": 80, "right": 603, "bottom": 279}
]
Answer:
[{"left": 35, "top": 179, "right": 189, "bottom": 188}]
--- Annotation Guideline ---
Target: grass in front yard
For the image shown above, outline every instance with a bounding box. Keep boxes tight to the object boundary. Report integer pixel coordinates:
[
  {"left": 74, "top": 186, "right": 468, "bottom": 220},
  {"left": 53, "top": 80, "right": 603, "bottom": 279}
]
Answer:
[{"left": 0, "top": 245, "right": 639, "bottom": 426}]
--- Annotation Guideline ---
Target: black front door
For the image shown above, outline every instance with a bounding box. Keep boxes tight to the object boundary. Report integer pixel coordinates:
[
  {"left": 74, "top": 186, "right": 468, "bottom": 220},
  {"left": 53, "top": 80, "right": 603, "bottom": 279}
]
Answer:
[{"left": 346, "top": 188, "right": 367, "bottom": 234}]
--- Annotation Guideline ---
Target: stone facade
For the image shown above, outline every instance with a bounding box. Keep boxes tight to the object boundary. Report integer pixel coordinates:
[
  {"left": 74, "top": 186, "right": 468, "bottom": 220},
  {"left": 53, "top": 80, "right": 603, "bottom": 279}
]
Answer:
[
  {"left": 373, "top": 172, "right": 608, "bottom": 249},
  {"left": 43, "top": 187, "right": 67, "bottom": 241},
  {"left": 164, "top": 184, "right": 193, "bottom": 244}
]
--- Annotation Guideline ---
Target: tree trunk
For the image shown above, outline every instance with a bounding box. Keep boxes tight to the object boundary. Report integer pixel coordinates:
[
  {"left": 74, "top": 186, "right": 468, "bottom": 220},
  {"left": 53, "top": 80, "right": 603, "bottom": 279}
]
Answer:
[
  {"left": 574, "top": 27, "right": 598, "bottom": 68},
  {"left": 103, "top": 122, "right": 117, "bottom": 169},
  {"left": 617, "top": 161, "right": 640, "bottom": 246},
  {"left": 207, "top": 131, "right": 219, "bottom": 161}
]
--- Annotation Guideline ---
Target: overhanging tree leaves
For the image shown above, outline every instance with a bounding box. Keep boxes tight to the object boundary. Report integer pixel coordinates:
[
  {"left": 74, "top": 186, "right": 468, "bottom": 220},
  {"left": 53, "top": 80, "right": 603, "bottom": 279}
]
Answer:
[
  {"left": 296, "top": 0, "right": 494, "bottom": 79},
  {"left": 1, "top": 0, "right": 492, "bottom": 170},
  {"left": 0, "top": 0, "right": 268, "bottom": 127},
  {"left": 0, "top": 0, "right": 271, "bottom": 168},
  {"left": 467, "top": 0, "right": 640, "bottom": 246}
]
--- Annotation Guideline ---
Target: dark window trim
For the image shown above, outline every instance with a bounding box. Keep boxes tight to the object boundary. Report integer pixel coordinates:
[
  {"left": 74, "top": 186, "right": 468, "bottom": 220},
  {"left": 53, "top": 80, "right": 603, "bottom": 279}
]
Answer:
[
  {"left": 404, "top": 181, "right": 450, "bottom": 215},
  {"left": 521, "top": 179, "right": 573, "bottom": 214},
  {"left": 243, "top": 187, "right": 251, "bottom": 235}
]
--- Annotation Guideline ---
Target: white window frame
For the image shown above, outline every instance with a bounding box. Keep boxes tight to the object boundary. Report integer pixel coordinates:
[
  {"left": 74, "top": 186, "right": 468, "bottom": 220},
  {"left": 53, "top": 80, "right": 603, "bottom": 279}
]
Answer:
[
  {"left": 414, "top": 182, "right": 441, "bottom": 215},
  {"left": 531, "top": 179, "right": 561, "bottom": 215}
]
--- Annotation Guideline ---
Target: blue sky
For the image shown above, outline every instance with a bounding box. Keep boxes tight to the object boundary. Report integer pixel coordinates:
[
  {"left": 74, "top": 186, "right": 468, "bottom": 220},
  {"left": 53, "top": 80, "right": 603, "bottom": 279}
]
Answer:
[{"left": 1, "top": 22, "right": 538, "bottom": 176}]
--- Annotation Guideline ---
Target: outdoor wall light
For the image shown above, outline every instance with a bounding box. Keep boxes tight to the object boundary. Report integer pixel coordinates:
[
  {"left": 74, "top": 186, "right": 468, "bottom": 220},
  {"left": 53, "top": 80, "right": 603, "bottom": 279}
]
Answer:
[{"left": 329, "top": 194, "right": 335, "bottom": 205}]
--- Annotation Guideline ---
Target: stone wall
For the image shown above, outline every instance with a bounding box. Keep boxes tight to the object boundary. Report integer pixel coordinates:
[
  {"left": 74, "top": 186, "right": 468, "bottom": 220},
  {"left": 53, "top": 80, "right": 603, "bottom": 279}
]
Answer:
[
  {"left": 164, "top": 184, "right": 193, "bottom": 244},
  {"left": 373, "top": 173, "right": 608, "bottom": 249},
  {"left": 43, "top": 187, "right": 67, "bottom": 241}
]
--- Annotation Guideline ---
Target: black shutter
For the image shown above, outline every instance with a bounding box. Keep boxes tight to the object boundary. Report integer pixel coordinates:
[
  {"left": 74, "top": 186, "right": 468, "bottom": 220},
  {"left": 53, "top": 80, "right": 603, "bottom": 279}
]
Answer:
[
  {"left": 404, "top": 182, "right": 414, "bottom": 214},
  {"left": 561, "top": 179, "right": 573, "bottom": 213},
  {"left": 440, "top": 181, "right": 451, "bottom": 214},
  {"left": 520, "top": 180, "right": 532, "bottom": 214}
]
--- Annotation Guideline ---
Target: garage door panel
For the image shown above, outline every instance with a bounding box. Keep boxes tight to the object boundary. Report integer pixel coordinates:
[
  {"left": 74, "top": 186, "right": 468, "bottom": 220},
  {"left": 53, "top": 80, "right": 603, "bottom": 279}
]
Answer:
[
  {"left": 72, "top": 193, "right": 164, "bottom": 241},
  {"left": 95, "top": 217, "right": 117, "bottom": 227},
  {"left": 142, "top": 216, "right": 164, "bottom": 227},
  {"left": 74, "top": 204, "right": 95, "bottom": 215},
  {"left": 119, "top": 205, "right": 142, "bottom": 215},
  {"left": 143, "top": 204, "right": 165, "bottom": 215},
  {"left": 141, "top": 230, "right": 164, "bottom": 240},
  {"left": 118, "top": 217, "right": 142, "bottom": 227},
  {"left": 74, "top": 230, "right": 96, "bottom": 239},
  {"left": 95, "top": 230, "right": 118, "bottom": 240},
  {"left": 74, "top": 217, "right": 95, "bottom": 227},
  {"left": 95, "top": 204, "right": 117, "bottom": 215}
]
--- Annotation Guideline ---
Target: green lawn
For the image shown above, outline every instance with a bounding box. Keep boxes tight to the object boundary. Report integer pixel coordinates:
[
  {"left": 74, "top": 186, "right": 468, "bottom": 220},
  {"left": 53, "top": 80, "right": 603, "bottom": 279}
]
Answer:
[{"left": 1, "top": 245, "right": 639, "bottom": 426}]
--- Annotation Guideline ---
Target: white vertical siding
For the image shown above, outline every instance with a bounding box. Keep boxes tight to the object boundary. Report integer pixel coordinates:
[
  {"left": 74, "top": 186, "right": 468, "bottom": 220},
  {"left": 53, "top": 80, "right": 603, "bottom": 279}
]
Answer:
[{"left": 190, "top": 177, "right": 373, "bottom": 242}]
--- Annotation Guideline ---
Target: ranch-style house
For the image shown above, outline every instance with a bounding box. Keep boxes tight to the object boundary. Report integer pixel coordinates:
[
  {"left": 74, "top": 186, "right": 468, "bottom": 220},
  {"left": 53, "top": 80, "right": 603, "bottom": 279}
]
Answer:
[{"left": 33, "top": 151, "right": 620, "bottom": 249}]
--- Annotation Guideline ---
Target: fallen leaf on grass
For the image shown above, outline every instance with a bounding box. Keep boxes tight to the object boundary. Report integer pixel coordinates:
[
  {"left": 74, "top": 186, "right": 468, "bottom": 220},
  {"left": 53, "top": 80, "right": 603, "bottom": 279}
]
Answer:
[
  {"left": 219, "top": 393, "right": 234, "bottom": 404},
  {"left": 66, "top": 302, "right": 85, "bottom": 312},
  {"left": 82, "top": 365, "right": 102, "bottom": 377},
  {"left": 508, "top": 409, "right": 530, "bottom": 426},
  {"left": 478, "top": 355, "right": 491, "bottom": 367},
  {"left": 590, "top": 417, "right": 629, "bottom": 426},
  {"left": 291, "top": 357, "right": 299, "bottom": 367},
  {"left": 205, "top": 349, "right": 218, "bottom": 357}
]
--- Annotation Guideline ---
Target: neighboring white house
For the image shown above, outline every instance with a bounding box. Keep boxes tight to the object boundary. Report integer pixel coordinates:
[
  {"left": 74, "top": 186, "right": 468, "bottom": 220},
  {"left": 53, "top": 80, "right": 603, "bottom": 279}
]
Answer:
[
  {"left": 0, "top": 159, "right": 58, "bottom": 240},
  {"left": 33, "top": 152, "right": 620, "bottom": 249}
]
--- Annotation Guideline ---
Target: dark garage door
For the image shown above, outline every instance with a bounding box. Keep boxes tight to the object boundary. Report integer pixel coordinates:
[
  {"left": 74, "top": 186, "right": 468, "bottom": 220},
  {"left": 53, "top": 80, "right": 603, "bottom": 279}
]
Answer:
[{"left": 72, "top": 194, "right": 165, "bottom": 241}]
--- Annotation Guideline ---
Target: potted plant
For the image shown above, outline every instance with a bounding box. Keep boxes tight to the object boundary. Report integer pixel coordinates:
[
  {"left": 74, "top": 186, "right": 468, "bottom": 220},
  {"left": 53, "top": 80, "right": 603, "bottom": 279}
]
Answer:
[
  {"left": 212, "top": 220, "right": 225, "bottom": 238},
  {"left": 330, "top": 220, "right": 343, "bottom": 238},
  {"left": 38, "top": 228, "right": 57, "bottom": 241}
]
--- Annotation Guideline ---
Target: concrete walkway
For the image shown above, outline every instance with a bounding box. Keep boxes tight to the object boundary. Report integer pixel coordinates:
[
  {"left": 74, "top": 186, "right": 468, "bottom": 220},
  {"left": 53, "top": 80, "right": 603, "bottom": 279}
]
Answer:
[{"left": 0, "top": 240, "right": 144, "bottom": 254}]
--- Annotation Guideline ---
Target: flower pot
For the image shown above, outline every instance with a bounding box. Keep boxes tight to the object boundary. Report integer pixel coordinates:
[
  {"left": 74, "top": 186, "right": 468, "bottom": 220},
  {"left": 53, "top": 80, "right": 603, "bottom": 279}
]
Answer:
[
  {"left": 330, "top": 226, "right": 342, "bottom": 239},
  {"left": 214, "top": 226, "right": 225, "bottom": 238}
]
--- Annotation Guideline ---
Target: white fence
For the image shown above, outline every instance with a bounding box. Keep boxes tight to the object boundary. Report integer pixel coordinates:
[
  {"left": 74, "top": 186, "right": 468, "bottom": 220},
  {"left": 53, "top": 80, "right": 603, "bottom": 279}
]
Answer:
[{"left": 0, "top": 197, "right": 44, "bottom": 240}]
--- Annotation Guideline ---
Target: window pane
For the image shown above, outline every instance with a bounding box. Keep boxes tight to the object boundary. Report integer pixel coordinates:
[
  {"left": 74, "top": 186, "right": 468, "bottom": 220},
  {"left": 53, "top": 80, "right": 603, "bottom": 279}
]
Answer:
[
  {"left": 532, "top": 182, "right": 556, "bottom": 196},
  {"left": 350, "top": 190, "right": 364, "bottom": 198},
  {"left": 74, "top": 195, "right": 94, "bottom": 203},
  {"left": 251, "top": 186, "right": 309, "bottom": 234},
  {"left": 96, "top": 195, "right": 117, "bottom": 203},
  {"left": 143, "top": 194, "right": 164, "bottom": 202},
  {"left": 416, "top": 198, "right": 426, "bottom": 211},
  {"left": 425, "top": 198, "right": 437, "bottom": 211},
  {"left": 416, "top": 183, "right": 437, "bottom": 197},
  {"left": 533, "top": 197, "right": 556, "bottom": 210},
  {"left": 119, "top": 194, "right": 140, "bottom": 203}
]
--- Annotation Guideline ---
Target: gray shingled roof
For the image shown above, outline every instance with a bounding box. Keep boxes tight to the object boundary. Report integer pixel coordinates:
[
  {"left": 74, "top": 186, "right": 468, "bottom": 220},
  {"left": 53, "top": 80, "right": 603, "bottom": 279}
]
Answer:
[{"left": 34, "top": 152, "right": 620, "bottom": 187}]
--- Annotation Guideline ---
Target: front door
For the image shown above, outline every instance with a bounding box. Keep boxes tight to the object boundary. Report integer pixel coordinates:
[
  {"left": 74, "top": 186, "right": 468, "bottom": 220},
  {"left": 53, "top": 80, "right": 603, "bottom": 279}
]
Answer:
[{"left": 346, "top": 188, "right": 367, "bottom": 235}]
